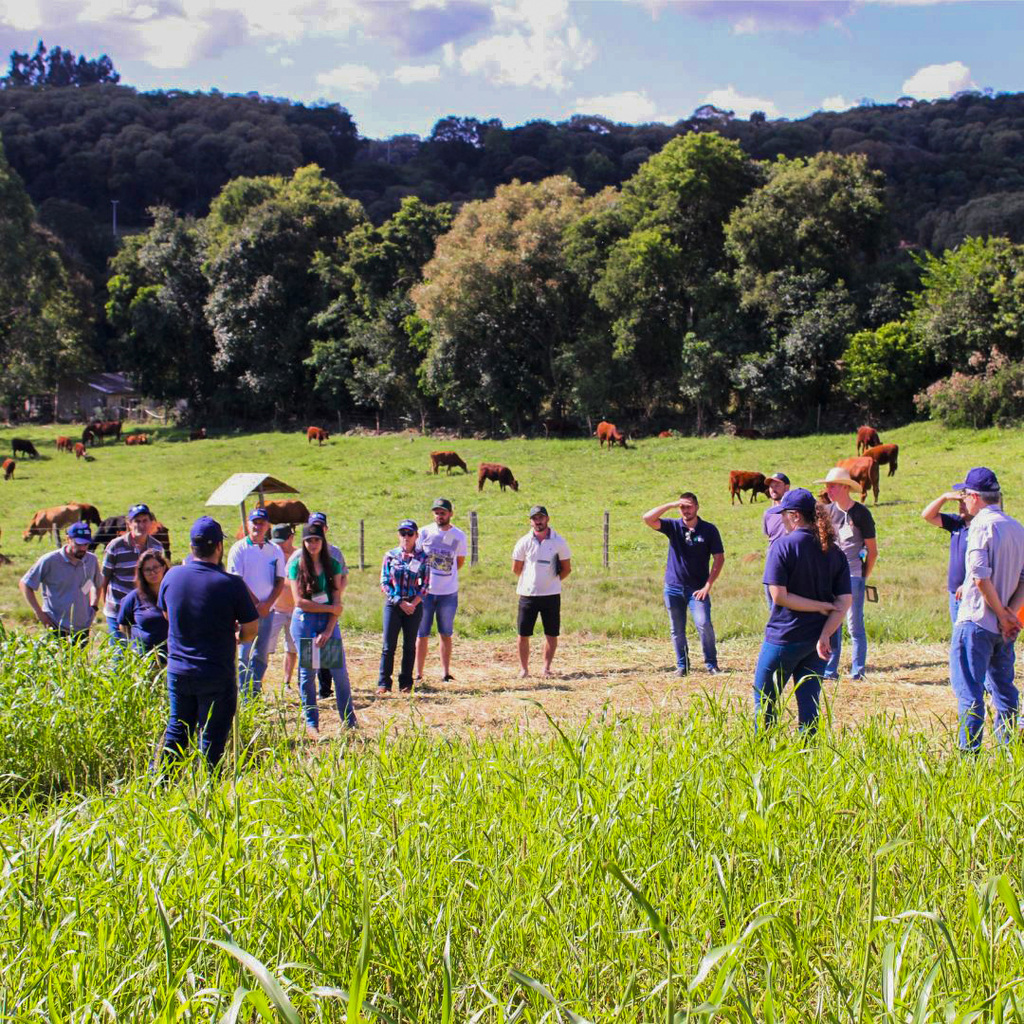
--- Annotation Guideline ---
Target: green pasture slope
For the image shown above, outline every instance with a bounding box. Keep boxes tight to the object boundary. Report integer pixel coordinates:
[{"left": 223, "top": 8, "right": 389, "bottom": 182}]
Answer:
[
  {"left": 6, "top": 422, "right": 1024, "bottom": 1020},
  {"left": 0, "top": 420, "right": 1014, "bottom": 641}
]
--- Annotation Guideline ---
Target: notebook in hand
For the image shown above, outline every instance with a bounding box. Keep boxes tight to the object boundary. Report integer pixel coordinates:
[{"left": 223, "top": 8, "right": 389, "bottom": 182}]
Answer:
[{"left": 299, "top": 637, "right": 344, "bottom": 670}]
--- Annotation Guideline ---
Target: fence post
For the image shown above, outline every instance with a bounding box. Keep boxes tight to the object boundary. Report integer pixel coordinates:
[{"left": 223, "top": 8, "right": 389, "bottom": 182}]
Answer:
[
  {"left": 359, "top": 519, "right": 365, "bottom": 570},
  {"left": 470, "top": 511, "right": 479, "bottom": 566},
  {"left": 603, "top": 510, "right": 610, "bottom": 569},
  {"left": 51, "top": 523, "right": 60, "bottom": 549}
]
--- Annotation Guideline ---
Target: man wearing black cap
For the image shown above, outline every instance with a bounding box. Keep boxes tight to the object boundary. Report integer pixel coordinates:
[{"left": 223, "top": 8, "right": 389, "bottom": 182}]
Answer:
[
  {"left": 512, "top": 506, "right": 572, "bottom": 677},
  {"left": 948, "top": 467, "right": 1024, "bottom": 750},
  {"left": 416, "top": 497, "right": 468, "bottom": 683},
  {"left": 158, "top": 516, "right": 258, "bottom": 769},
  {"left": 97, "top": 502, "right": 163, "bottom": 646}
]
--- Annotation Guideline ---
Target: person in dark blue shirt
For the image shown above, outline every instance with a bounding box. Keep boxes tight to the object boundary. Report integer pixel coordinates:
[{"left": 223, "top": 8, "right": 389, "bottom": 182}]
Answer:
[
  {"left": 642, "top": 491, "right": 725, "bottom": 676},
  {"left": 157, "top": 517, "right": 258, "bottom": 770},
  {"left": 116, "top": 549, "right": 170, "bottom": 659},
  {"left": 756, "top": 488, "right": 852, "bottom": 732},
  {"left": 921, "top": 488, "right": 974, "bottom": 624}
]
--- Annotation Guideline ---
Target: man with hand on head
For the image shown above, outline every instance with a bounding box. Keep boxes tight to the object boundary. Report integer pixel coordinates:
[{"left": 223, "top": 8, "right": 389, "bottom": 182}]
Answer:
[
  {"left": 20, "top": 520, "right": 102, "bottom": 644},
  {"left": 512, "top": 506, "right": 572, "bottom": 678},
  {"left": 921, "top": 486, "right": 974, "bottom": 624},
  {"left": 948, "top": 467, "right": 1024, "bottom": 751},
  {"left": 416, "top": 497, "right": 468, "bottom": 684},
  {"left": 98, "top": 502, "right": 164, "bottom": 646},
  {"left": 641, "top": 491, "right": 724, "bottom": 676},
  {"left": 226, "top": 507, "right": 284, "bottom": 700},
  {"left": 158, "top": 516, "right": 258, "bottom": 770}
]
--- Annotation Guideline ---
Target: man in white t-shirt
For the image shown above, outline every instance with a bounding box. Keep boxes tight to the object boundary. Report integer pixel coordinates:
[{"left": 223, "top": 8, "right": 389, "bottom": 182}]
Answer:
[
  {"left": 415, "top": 497, "right": 468, "bottom": 683},
  {"left": 512, "top": 505, "right": 572, "bottom": 678},
  {"left": 226, "top": 507, "right": 284, "bottom": 699}
]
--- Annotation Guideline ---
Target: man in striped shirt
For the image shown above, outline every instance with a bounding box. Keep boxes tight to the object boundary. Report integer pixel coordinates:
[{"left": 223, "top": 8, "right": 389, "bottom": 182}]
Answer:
[{"left": 98, "top": 503, "right": 164, "bottom": 646}]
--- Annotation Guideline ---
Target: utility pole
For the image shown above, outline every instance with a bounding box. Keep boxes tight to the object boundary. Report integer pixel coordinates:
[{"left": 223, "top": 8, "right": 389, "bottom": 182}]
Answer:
[{"left": 111, "top": 199, "right": 119, "bottom": 239}]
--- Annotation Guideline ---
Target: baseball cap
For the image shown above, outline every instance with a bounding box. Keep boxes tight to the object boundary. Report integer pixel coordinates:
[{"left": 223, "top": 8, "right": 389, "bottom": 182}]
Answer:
[
  {"left": 766, "top": 487, "right": 817, "bottom": 518},
  {"left": 127, "top": 502, "right": 152, "bottom": 520},
  {"left": 398, "top": 518, "right": 418, "bottom": 532},
  {"left": 308, "top": 512, "right": 328, "bottom": 527},
  {"left": 765, "top": 472, "right": 790, "bottom": 486},
  {"left": 270, "top": 523, "right": 293, "bottom": 542},
  {"left": 190, "top": 516, "right": 223, "bottom": 545},
  {"left": 67, "top": 521, "right": 92, "bottom": 544},
  {"left": 953, "top": 467, "right": 1000, "bottom": 493},
  {"left": 431, "top": 497, "right": 453, "bottom": 512},
  {"left": 529, "top": 505, "right": 548, "bottom": 518},
  {"left": 248, "top": 507, "right": 269, "bottom": 522},
  {"left": 302, "top": 523, "right": 325, "bottom": 540}
]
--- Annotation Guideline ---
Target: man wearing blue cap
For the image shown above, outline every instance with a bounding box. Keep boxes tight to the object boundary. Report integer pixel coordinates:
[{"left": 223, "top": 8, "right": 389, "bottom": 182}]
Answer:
[
  {"left": 948, "top": 467, "right": 1024, "bottom": 750},
  {"left": 19, "top": 520, "right": 103, "bottom": 643},
  {"left": 97, "top": 502, "right": 163, "bottom": 646},
  {"left": 158, "top": 516, "right": 258, "bottom": 769},
  {"left": 227, "top": 507, "right": 284, "bottom": 699}
]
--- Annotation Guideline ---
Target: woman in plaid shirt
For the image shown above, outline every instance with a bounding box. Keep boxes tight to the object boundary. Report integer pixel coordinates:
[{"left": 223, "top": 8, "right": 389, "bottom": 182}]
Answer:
[{"left": 378, "top": 518, "right": 431, "bottom": 695}]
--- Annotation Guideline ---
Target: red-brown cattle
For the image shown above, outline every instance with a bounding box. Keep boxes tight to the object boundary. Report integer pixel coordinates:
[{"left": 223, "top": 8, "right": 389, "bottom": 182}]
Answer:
[
  {"left": 22, "top": 502, "right": 102, "bottom": 541},
  {"left": 856, "top": 426, "right": 881, "bottom": 455},
  {"left": 478, "top": 463, "right": 519, "bottom": 492},
  {"left": 729, "top": 470, "right": 769, "bottom": 505},
  {"left": 595, "top": 421, "right": 626, "bottom": 448},
  {"left": 3, "top": 458, "right": 13, "bottom": 480},
  {"left": 837, "top": 456, "right": 880, "bottom": 504},
  {"left": 658, "top": 430, "right": 673, "bottom": 439},
  {"left": 430, "top": 451, "right": 469, "bottom": 475},
  {"left": 189, "top": 427, "right": 207, "bottom": 441},
  {"left": 233, "top": 499, "right": 313, "bottom": 538},
  {"left": 56, "top": 436, "right": 71, "bottom": 453},
  {"left": 87, "top": 420, "right": 122, "bottom": 444},
  {"left": 306, "top": 426, "right": 330, "bottom": 445},
  {"left": 74, "top": 442, "right": 86, "bottom": 459},
  {"left": 862, "top": 443, "right": 899, "bottom": 477}
]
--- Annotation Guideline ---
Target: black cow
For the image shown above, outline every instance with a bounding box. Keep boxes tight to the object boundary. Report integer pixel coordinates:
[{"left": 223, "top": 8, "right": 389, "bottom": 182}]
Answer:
[{"left": 12, "top": 438, "right": 39, "bottom": 459}]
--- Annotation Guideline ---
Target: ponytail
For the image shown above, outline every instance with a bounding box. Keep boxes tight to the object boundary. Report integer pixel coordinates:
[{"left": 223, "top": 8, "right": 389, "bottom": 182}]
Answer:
[{"left": 813, "top": 502, "right": 837, "bottom": 552}]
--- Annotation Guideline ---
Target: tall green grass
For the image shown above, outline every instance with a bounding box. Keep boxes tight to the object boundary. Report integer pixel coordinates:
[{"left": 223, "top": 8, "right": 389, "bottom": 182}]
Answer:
[{"left": 4, "top": 698, "right": 1024, "bottom": 1019}]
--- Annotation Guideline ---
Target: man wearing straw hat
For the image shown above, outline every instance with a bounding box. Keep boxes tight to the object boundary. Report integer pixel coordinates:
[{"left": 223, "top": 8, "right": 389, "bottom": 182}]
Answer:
[
  {"left": 815, "top": 466, "right": 877, "bottom": 681},
  {"left": 948, "top": 467, "right": 1024, "bottom": 750}
]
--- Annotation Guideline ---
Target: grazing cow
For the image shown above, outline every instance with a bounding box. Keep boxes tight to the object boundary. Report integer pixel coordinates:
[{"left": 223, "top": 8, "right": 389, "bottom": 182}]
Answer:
[
  {"left": 233, "top": 499, "right": 312, "bottom": 539},
  {"left": 125, "top": 434, "right": 150, "bottom": 446},
  {"left": 862, "top": 443, "right": 899, "bottom": 477},
  {"left": 90, "top": 516, "right": 172, "bottom": 562},
  {"left": 87, "top": 420, "right": 122, "bottom": 444},
  {"left": 837, "top": 456, "right": 880, "bottom": 504},
  {"left": 595, "top": 421, "right": 626, "bottom": 448},
  {"left": 74, "top": 442, "right": 86, "bottom": 459},
  {"left": 12, "top": 438, "right": 39, "bottom": 459},
  {"left": 729, "top": 470, "right": 769, "bottom": 505},
  {"left": 3, "top": 458, "right": 14, "bottom": 480},
  {"left": 478, "top": 463, "right": 519, "bottom": 492},
  {"left": 734, "top": 427, "right": 763, "bottom": 440},
  {"left": 56, "top": 436, "right": 71, "bottom": 453},
  {"left": 306, "top": 426, "right": 330, "bottom": 445},
  {"left": 430, "top": 451, "right": 469, "bottom": 475},
  {"left": 22, "top": 502, "right": 102, "bottom": 541},
  {"left": 189, "top": 427, "right": 207, "bottom": 441},
  {"left": 856, "top": 426, "right": 881, "bottom": 455},
  {"left": 658, "top": 430, "right": 673, "bottom": 438},
  {"left": 82, "top": 427, "right": 96, "bottom": 447}
]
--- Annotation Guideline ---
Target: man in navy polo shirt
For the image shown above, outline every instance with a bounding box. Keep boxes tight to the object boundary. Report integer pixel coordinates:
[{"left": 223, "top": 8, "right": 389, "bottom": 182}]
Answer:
[
  {"left": 642, "top": 491, "right": 725, "bottom": 675},
  {"left": 158, "top": 516, "right": 258, "bottom": 770},
  {"left": 921, "top": 486, "right": 975, "bottom": 624}
]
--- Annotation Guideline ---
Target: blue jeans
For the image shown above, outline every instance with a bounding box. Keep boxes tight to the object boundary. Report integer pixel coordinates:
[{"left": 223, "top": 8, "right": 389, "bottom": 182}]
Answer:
[
  {"left": 949, "top": 592, "right": 960, "bottom": 626},
  {"left": 290, "top": 611, "right": 356, "bottom": 729},
  {"left": 380, "top": 602, "right": 424, "bottom": 691},
  {"left": 237, "top": 611, "right": 276, "bottom": 700},
  {"left": 162, "top": 673, "right": 237, "bottom": 770},
  {"left": 105, "top": 614, "right": 127, "bottom": 649},
  {"left": 418, "top": 593, "right": 459, "bottom": 637},
  {"left": 825, "top": 576, "right": 866, "bottom": 678},
  {"left": 753, "top": 639, "right": 825, "bottom": 731},
  {"left": 949, "top": 621, "right": 1018, "bottom": 750},
  {"left": 663, "top": 587, "right": 718, "bottom": 672}
]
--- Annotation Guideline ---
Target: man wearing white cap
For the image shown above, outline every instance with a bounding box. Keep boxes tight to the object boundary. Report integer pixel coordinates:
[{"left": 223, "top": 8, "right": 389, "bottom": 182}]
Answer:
[{"left": 815, "top": 466, "right": 877, "bottom": 680}]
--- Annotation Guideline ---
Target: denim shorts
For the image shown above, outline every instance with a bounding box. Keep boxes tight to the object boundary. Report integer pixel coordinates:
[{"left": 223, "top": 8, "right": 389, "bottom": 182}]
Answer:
[{"left": 418, "top": 592, "right": 459, "bottom": 637}]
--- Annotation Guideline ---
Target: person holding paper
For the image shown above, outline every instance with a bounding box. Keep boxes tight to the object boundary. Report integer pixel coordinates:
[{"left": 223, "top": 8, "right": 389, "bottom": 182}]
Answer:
[
  {"left": 377, "top": 519, "right": 430, "bottom": 695},
  {"left": 287, "top": 522, "right": 357, "bottom": 738}
]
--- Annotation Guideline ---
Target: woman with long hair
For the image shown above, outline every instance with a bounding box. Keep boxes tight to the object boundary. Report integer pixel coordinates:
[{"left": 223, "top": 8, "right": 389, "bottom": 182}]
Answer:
[
  {"left": 754, "top": 488, "right": 853, "bottom": 732},
  {"left": 116, "top": 549, "right": 170, "bottom": 658},
  {"left": 287, "top": 523, "right": 356, "bottom": 739}
]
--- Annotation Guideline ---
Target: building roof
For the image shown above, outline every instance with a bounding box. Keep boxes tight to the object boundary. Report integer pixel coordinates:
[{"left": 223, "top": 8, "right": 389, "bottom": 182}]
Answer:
[
  {"left": 206, "top": 473, "right": 300, "bottom": 507},
  {"left": 84, "top": 372, "right": 139, "bottom": 395}
]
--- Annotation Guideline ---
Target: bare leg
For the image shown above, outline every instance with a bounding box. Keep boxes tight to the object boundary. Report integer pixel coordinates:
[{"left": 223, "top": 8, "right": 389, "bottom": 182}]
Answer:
[
  {"left": 439, "top": 634, "right": 453, "bottom": 677},
  {"left": 518, "top": 635, "right": 530, "bottom": 677},
  {"left": 284, "top": 651, "right": 297, "bottom": 686},
  {"left": 415, "top": 635, "right": 429, "bottom": 678},
  {"left": 543, "top": 635, "right": 558, "bottom": 676}
]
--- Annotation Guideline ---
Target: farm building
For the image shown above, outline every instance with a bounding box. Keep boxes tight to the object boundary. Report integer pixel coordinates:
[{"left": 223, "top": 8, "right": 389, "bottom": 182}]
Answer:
[{"left": 55, "top": 372, "right": 141, "bottom": 421}]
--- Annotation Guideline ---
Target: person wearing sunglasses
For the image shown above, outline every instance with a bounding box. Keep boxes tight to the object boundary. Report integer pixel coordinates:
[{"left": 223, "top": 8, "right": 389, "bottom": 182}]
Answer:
[
  {"left": 116, "top": 549, "right": 170, "bottom": 659},
  {"left": 377, "top": 519, "right": 430, "bottom": 695}
]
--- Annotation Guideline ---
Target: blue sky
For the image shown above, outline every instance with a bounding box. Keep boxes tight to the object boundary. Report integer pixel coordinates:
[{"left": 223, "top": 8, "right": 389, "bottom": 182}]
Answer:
[{"left": 0, "top": 1, "right": 1020, "bottom": 139}]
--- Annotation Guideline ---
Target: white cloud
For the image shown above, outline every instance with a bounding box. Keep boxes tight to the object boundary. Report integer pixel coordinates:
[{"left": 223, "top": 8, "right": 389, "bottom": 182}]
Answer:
[
  {"left": 901, "top": 60, "right": 975, "bottom": 100},
  {"left": 134, "top": 16, "right": 215, "bottom": 69},
  {"left": 821, "top": 94, "right": 853, "bottom": 112},
  {"left": 280, "top": 56, "right": 294, "bottom": 67},
  {"left": 393, "top": 63, "right": 441, "bottom": 85},
  {"left": 458, "top": 0, "right": 596, "bottom": 90},
  {"left": 572, "top": 89, "right": 663, "bottom": 124},
  {"left": 441, "top": 41, "right": 457, "bottom": 67},
  {"left": 316, "top": 63, "right": 380, "bottom": 94},
  {"left": 702, "top": 84, "right": 780, "bottom": 119}
]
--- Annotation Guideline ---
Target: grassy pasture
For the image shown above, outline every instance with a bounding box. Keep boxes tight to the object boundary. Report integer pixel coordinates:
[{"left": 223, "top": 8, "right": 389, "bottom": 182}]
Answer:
[{"left": 0, "top": 419, "right": 1014, "bottom": 643}]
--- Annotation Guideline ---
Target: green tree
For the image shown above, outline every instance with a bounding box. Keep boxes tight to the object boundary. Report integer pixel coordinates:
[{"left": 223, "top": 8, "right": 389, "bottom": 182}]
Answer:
[{"left": 841, "top": 320, "right": 932, "bottom": 415}]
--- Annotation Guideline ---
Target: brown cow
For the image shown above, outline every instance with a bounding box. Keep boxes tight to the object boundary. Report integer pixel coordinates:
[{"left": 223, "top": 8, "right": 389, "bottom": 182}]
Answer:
[
  {"left": 837, "top": 456, "right": 880, "bottom": 504},
  {"left": 233, "top": 499, "right": 312, "bottom": 538},
  {"left": 595, "top": 421, "right": 626, "bottom": 448},
  {"left": 856, "top": 426, "right": 881, "bottom": 455},
  {"left": 74, "top": 442, "right": 86, "bottom": 459},
  {"left": 478, "top": 463, "right": 519, "bottom": 492},
  {"left": 87, "top": 420, "right": 122, "bottom": 444},
  {"left": 3, "top": 458, "right": 14, "bottom": 480},
  {"left": 729, "top": 470, "right": 769, "bottom": 505},
  {"left": 862, "top": 443, "right": 899, "bottom": 477},
  {"left": 189, "top": 427, "right": 207, "bottom": 441},
  {"left": 734, "top": 427, "right": 763, "bottom": 440},
  {"left": 658, "top": 430, "right": 673, "bottom": 439},
  {"left": 430, "top": 451, "right": 469, "bottom": 475},
  {"left": 56, "top": 436, "right": 71, "bottom": 453},
  {"left": 22, "top": 502, "right": 102, "bottom": 541},
  {"left": 306, "top": 426, "right": 330, "bottom": 445}
]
